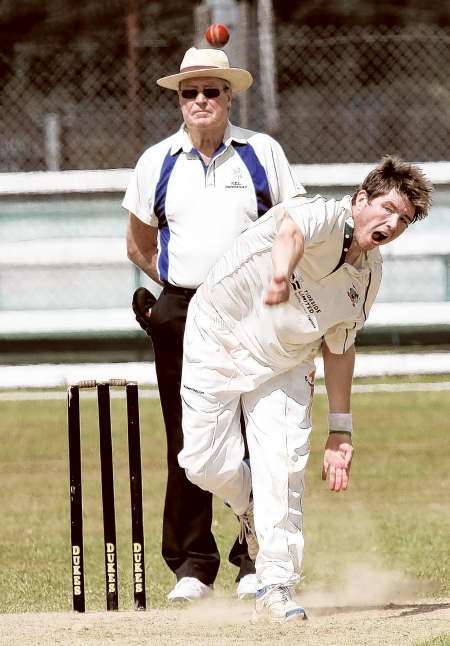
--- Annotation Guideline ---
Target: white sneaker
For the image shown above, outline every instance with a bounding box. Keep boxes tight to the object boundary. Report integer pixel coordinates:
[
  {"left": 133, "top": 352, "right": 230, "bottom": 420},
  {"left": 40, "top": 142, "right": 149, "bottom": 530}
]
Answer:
[
  {"left": 253, "top": 584, "right": 307, "bottom": 622},
  {"left": 236, "top": 573, "right": 258, "bottom": 599},
  {"left": 167, "top": 577, "right": 213, "bottom": 602},
  {"left": 238, "top": 501, "right": 259, "bottom": 561}
]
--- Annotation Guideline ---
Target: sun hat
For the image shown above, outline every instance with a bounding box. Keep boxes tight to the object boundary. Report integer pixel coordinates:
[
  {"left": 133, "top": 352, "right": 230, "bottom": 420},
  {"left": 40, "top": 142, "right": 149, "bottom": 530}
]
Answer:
[{"left": 157, "top": 47, "right": 253, "bottom": 93}]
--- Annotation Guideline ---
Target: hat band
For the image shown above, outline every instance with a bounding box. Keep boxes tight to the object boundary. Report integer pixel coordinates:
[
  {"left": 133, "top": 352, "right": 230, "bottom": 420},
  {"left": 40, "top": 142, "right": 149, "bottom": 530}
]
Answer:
[{"left": 180, "top": 65, "right": 226, "bottom": 72}]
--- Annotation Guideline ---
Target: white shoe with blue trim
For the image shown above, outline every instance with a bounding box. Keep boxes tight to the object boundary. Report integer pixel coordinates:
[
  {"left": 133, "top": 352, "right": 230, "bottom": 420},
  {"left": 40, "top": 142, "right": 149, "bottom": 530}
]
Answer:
[{"left": 253, "top": 584, "right": 307, "bottom": 622}]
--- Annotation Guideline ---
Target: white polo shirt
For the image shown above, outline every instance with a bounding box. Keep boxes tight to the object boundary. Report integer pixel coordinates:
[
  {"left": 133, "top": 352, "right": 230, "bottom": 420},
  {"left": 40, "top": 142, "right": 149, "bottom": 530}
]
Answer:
[
  {"left": 122, "top": 122, "right": 305, "bottom": 288},
  {"left": 197, "top": 195, "right": 382, "bottom": 372}
]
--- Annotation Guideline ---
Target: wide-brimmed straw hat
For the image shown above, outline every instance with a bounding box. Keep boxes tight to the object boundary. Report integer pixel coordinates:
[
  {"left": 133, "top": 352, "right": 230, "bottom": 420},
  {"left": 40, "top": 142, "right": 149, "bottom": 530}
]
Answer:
[{"left": 157, "top": 47, "right": 253, "bottom": 93}]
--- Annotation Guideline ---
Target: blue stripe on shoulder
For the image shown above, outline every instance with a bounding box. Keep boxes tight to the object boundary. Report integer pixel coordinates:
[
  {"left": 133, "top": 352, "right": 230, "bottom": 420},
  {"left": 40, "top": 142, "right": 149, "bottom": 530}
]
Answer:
[
  {"left": 154, "top": 149, "right": 180, "bottom": 281},
  {"left": 233, "top": 142, "right": 273, "bottom": 217}
]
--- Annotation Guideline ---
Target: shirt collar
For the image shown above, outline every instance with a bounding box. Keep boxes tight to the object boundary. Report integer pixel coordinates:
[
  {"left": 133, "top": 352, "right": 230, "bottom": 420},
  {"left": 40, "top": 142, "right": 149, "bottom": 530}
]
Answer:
[
  {"left": 169, "top": 121, "right": 249, "bottom": 156},
  {"left": 169, "top": 125, "right": 192, "bottom": 155},
  {"left": 223, "top": 122, "right": 249, "bottom": 146}
]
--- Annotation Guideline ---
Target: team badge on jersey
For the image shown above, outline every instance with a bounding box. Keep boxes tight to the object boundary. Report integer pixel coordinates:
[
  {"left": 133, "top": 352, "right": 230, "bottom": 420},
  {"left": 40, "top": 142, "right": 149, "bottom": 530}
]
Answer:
[
  {"left": 226, "top": 166, "right": 247, "bottom": 189},
  {"left": 347, "top": 286, "right": 360, "bottom": 307}
]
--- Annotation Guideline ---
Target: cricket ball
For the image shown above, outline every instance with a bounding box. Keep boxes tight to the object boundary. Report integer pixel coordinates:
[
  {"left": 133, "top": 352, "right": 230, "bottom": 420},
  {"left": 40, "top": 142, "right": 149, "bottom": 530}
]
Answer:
[{"left": 205, "top": 23, "right": 230, "bottom": 47}]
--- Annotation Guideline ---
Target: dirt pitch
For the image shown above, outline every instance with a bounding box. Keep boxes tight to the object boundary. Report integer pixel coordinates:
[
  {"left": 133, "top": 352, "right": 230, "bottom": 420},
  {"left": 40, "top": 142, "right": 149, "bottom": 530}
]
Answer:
[{"left": 1, "top": 597, "right": 449, "bottom": 646}]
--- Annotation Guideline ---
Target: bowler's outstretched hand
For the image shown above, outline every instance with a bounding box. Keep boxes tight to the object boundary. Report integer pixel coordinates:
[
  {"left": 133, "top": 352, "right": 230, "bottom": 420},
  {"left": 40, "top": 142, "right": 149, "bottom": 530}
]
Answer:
[{"left": 322, "top": 432, "right": 353, "bottom": 492}]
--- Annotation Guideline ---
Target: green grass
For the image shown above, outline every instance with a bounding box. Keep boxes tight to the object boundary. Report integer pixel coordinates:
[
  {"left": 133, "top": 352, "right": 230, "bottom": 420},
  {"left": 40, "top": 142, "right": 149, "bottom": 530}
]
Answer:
[
  {"left": 415, "top": 636, "right": 450, "bottom": 646},
  {"left": 351, "top": 373, "right": 450, "bottom": 384},
  {"left": 0, "top": 385, "right": 449, "bottom": 613},
  {"left": 304, "top": 391, "right": 450, "bottom": 594}
]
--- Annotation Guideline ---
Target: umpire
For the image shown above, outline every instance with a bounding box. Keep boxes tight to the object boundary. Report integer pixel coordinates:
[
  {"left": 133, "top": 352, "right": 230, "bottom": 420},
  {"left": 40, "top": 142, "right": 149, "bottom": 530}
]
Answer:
[{"left": 124, "top": 46, "right": 305, "bottom": 602}]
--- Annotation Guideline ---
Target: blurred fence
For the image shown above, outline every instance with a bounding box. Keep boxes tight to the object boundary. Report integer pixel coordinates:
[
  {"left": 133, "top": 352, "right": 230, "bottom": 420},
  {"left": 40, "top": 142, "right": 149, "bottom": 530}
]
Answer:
[
  {"left": 0, "top": 166, "right": 449, "bottom": 360},
  {"left": 1, "top": 165, "right": 449, "bottom": 311},
  {"left": 1, "top": 21, "right": 450, "bottom": 171}
]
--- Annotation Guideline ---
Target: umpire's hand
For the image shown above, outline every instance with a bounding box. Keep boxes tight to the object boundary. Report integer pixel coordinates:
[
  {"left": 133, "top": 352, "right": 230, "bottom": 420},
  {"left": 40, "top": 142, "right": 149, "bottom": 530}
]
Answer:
[{"left": 132, "top": 287, "right": 156, "bottom": 336}]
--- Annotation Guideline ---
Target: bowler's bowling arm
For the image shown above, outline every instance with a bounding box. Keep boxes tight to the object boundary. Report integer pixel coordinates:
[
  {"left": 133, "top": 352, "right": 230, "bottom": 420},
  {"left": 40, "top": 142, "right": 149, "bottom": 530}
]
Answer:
[{"left": 264, "top": 210, "right": 304, "bottom": 305}]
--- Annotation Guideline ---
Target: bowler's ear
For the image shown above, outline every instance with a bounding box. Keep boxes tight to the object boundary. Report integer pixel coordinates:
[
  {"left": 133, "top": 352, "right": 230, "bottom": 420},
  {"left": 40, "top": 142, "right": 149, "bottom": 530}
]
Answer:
[{"left": 354, "top": 190, "right": 368, "bottom": 212}]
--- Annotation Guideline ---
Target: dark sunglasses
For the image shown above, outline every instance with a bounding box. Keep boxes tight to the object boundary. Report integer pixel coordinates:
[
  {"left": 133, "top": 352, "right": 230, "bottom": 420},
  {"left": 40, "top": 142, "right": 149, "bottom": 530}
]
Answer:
[{"left": 180, "top": 87, "right": 227, "bottom": 100}]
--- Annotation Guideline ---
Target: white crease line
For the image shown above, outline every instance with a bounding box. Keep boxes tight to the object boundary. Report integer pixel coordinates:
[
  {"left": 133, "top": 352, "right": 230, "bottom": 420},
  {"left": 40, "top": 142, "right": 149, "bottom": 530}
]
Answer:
[{"left": 1, "top": 382, "right": 449, "bottom": 401}]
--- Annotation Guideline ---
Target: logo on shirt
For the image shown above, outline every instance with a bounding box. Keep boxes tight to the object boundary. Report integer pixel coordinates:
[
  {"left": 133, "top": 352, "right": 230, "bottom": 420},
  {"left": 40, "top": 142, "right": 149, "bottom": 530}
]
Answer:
[
  {"left": 347, "top": 285, "right": 360, "bottom": 307},
  {"left": 225, "top": 166, "right": 248, "bottom": 189},
  {"left": 182, "top": 384, "right": 205, "bottom": 395},
  {"left": 290, "top": 274, "right": 321, "bottom": 315},
  {"left": 289, "top": 273, "right": 321, "bottom": 330}
]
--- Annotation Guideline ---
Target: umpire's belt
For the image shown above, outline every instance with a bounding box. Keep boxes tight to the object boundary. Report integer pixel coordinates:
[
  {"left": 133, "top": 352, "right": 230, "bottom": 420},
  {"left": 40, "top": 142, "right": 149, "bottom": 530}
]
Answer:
[{"left": 163, "top": 282, "right": 197, "bottom": 298}]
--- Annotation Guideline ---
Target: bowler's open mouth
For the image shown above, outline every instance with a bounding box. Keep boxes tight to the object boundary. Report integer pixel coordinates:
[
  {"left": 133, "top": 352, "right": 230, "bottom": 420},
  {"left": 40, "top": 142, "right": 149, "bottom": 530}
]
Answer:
[{"left": 372, "top": 231, "right": 388, "bottom": 243}]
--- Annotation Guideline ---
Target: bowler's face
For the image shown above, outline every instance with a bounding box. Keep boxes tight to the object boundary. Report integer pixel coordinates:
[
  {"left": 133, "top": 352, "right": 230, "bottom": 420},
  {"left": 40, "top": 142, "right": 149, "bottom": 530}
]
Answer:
[
  {"left": 178, "top": 77, "right": 231, "bottom": 131},
  {"left": 353, "top": 189, "right": 415, "bottom": 250}
]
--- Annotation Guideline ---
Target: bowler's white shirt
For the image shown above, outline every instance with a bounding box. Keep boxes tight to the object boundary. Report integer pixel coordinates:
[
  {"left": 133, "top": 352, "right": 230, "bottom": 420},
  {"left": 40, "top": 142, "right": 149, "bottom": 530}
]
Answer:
[
  {"left": 122, "top": 122, "right": 304, "bottom": 288},
  {"left": 198, "top": 195, "right": 382, "bottom": 372}
]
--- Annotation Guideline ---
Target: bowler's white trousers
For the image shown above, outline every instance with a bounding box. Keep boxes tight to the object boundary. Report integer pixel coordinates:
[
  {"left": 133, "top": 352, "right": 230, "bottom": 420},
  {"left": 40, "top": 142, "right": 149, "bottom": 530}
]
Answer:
[{"left": 179, "top": 297, "right": 315, "bottom": 587}]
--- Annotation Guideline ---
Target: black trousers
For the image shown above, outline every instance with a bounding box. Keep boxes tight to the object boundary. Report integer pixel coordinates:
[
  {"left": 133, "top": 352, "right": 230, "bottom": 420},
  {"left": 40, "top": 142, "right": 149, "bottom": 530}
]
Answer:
[{"left": 148, "top": 284, "right": 255, "bottom": 585}]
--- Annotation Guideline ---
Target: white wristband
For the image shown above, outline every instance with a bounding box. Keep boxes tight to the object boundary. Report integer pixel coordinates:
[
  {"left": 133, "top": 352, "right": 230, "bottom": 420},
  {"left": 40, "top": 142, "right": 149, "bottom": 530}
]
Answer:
[{"left": 328, "top": 412, "right": 352, "bottom": 434}]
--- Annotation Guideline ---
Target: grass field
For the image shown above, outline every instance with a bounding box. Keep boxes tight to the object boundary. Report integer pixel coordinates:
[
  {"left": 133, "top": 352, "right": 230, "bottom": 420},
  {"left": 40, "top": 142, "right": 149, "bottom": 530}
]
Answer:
[{"left": 1, "top": 383, "right": 449, "bottom": 619}]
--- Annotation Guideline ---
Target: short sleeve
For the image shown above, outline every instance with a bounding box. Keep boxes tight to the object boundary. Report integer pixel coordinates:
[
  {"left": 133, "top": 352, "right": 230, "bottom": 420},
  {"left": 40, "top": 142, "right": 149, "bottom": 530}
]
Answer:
[
  {"left": 323, "top": 320, "right": 360, "bottom": 354},
  {"left": 122, "top": 152, "right": 158, "bottom": 227},
  {"left": 267, "top": 137, "right": 306, "bottom": 203}
]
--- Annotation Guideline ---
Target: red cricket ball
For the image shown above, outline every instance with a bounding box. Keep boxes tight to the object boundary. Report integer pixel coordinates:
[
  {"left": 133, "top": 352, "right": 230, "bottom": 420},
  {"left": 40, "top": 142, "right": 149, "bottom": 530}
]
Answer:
[{"left": 205, "top": 23, "right": 230, "bottom": 47}]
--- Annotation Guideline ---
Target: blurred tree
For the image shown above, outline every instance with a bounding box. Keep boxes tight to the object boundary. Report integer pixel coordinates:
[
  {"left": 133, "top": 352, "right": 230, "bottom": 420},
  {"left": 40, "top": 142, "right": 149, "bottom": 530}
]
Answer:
[{"left": 0, "top": 0, "right": 198, "bottom": 49}]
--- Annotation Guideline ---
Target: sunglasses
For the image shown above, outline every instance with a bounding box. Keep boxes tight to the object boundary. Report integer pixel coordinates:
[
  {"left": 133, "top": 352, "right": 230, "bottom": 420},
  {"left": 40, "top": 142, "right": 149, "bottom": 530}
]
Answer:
[{"left": 180, "top": 87, "right": 228, "bottom": 100}]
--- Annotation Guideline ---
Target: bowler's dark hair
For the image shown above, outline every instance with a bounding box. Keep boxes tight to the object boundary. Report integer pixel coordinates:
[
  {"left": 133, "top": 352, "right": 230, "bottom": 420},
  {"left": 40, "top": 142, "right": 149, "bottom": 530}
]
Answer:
[{"left": 352, "top": 156, "right": 433, "bottom": 222}]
